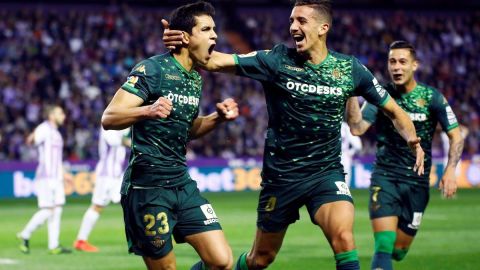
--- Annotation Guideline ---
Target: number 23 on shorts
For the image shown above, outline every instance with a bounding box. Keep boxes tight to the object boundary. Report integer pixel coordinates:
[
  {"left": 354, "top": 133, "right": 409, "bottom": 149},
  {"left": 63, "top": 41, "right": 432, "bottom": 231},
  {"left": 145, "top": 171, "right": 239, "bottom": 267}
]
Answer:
[{"left": 144, "top": 212, "right": 169, "bottom": 236}]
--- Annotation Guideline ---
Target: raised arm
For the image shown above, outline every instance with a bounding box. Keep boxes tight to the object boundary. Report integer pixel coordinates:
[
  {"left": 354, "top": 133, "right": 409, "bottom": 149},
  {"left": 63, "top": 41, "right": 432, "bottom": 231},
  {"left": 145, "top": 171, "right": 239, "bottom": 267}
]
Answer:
[
  {"left": 439, "top": 127, "right": 464, "bottom": 198},
  {"left": 102, "top": 89, "right": 172, "bottom": 130},
  {"left": 346, "top": 97, "right": 372, "bottom": 136},
  {"left": 380, "top": 98, "right": 425, "bottom": 175},
  {"left": 189, "top": 98, "right": 238, "bottom": 140}
]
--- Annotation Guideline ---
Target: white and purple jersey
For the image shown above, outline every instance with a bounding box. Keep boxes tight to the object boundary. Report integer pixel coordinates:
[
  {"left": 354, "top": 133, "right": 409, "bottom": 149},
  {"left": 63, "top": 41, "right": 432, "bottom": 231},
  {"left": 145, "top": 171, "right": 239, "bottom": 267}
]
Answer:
[
  {"left": 34, "top": 121, "right": 63, "bottom": 180},
  {"left": 94, "top": 128, "right": 129, "bottom": 179}
]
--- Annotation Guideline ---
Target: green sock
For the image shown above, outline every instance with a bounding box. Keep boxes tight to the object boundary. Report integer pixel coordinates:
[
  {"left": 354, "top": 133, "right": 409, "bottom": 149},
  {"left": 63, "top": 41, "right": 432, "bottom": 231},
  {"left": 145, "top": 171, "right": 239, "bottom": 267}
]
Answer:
[
  {"left": 235, "top": 252, "right": 249, "bottom": 270},
  {"left": 334, "top": 249, "right": 359, "bottom": 265},
  {"left": 392, "top": 248, "right": 409, "bottom": 261},
  {"left": 374, "top": 231, "right": 396, "bottom": 254}
]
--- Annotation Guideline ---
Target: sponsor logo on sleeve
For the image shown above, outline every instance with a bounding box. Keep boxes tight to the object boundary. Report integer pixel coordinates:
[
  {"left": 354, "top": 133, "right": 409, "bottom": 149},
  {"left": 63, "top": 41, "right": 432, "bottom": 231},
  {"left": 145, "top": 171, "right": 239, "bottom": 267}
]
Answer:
[
  {"left": 445, "top": 106, "right": 458, "bottom": 126},
  {"left": 134, "top": 65, "right": 146, "bottom": 75}
]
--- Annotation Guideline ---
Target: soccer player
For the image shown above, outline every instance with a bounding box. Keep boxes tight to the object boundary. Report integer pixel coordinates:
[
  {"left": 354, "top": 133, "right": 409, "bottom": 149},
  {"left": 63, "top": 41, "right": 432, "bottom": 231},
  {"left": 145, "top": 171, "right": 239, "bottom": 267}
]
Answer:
[
  {"left": 341, "top": 121, "right": 362, "bottom": 187},
  {"left": 18, "top": 105, "right": 71, "bottom": 255},
  {"left": 162, "top": 1, "right": 424, "bottom": 269},
  {"left": 101, "top": 2, "right": 238, "bottom": 270},
  {"left": 74, "top": 127, "right": 131, "bottom": 252},
  {"left": 346, "top": 40, "right": 464, "bottom": 270}
]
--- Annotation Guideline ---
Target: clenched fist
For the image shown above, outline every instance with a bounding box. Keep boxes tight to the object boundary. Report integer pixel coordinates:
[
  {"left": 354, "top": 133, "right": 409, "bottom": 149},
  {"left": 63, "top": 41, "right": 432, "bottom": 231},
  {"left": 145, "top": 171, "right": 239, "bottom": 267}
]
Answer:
[
  {"left": 146, "top": 97, "right": 173, "bottom": 119},
  {"left": 216, "top": 98, "right": 239, "bottom": 121}
]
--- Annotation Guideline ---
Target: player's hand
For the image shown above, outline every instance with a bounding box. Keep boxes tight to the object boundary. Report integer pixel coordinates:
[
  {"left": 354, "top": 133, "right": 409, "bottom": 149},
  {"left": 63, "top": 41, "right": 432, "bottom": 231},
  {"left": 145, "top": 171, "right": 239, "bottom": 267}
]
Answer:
[
  {"left": 408, "top": 137, "right": 425, "bottom": 175},
  {"left": 216, "top": 98, "right": 239, "bottom": 121},
  {"left": 439, "top": 168, "right": 457, "bottom": 198},
  {"left": 161, "top": 19, "right": 187, "bottom": 50},
  {"left": 146, "top": 97, "right": 173, "bottom": 119}
]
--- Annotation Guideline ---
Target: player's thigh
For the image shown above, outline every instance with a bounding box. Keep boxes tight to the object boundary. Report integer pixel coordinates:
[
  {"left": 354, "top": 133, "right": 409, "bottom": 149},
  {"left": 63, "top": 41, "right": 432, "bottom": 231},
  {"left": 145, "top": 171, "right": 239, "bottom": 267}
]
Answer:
[
  {"left": 121, "top": 189, "right": 177, "bottom": 259},
  {"left": 371, "top": 216, "right": 399, "bottom": 232},
  {"left": 91, "top": 176, "right": 112, "bottom": 207},
  {"left": 314, "top": 200, "right": 355, "bottom": 239},
  {"left": 395, "top": 228, "right": 415, "bottom": 249},
  {"left": 35, "top": 178, "right": 57, "bottom": 208},
  {"left": 143, "top": 251, "right": 176, "bottom": 270},
  {"left": 185, "top": 230, "right": 232, "bottom": 266}
]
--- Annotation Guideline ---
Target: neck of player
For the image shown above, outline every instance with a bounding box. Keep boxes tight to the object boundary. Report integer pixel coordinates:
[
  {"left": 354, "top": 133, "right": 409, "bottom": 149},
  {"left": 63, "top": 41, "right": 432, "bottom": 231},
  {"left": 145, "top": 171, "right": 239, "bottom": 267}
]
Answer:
[
  {"left": 173, "top": 49, "right": 194, "bottom": 71},
  {"left": 305, "top": 42, "right": 328, "bottom": 65},
  {"left": 396, "top": 78, "right": 417, "bottom": 94}
]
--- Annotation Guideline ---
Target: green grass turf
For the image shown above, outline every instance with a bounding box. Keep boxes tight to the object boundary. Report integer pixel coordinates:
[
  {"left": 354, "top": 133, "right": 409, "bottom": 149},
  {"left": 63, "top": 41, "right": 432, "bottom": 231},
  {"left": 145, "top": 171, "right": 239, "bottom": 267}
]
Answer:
[{"left": 0, "top": 189, "right": 479, "bottom": 270}]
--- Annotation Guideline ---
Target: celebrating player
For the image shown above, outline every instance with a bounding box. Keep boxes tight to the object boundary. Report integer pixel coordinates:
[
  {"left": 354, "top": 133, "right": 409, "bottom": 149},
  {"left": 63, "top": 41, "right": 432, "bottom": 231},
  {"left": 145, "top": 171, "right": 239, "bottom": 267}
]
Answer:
[
  {"left": 346, "top": 40, "right": 464, "bottom": 270},
  {"left": 163, "top": 1, "right": 424, "bottom": 269},
  {"left": 102, "top": 2, "right": 238, "bottom": 270},
  {"left": 74, "top": 127, "right": 130, "bottom": 252},
  {"left": 18, "top": 105, "right": 71, "bottom": 255}
]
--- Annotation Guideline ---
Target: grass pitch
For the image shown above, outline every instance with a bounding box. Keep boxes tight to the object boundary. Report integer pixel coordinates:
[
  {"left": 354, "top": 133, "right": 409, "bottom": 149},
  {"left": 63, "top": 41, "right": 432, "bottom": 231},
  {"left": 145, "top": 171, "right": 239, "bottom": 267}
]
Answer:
[{"left": 0, "top": 189, "right": 479, "bottom": 269}]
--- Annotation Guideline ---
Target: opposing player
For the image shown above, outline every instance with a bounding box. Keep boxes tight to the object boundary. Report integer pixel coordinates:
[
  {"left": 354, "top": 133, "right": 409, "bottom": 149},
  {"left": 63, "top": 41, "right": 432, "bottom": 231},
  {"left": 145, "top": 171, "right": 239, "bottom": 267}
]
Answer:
[
  {"left": 102, "top": 2, "right": 238, "bottom": 270},
  {"left": 18, "top": 105, "right": 71, "bottom": 255},
  {"left": 163, "top": 1, "right": 424, "bottom": 269},
  {"left": 341, "top": 121, "right": 362, "bottom": 187},
  {"left": 346, "top": 40, "right": 464, "bottom": 270},
  {"left": 74, "top": 127, "right": 131, "bottom": 252}
]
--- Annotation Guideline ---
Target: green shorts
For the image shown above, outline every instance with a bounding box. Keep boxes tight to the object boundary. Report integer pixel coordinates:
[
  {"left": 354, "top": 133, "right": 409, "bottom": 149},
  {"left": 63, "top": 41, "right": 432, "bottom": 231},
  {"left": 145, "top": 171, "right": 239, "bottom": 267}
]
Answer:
[
  {"left": 257, "top": 171, "right": 353, "bottom": 232},
  {"left": 121, "top": 180, "right": 222, "bottom": 258},
  {"left": 369, "top": 172, "right": 430, "bottom": 236}
]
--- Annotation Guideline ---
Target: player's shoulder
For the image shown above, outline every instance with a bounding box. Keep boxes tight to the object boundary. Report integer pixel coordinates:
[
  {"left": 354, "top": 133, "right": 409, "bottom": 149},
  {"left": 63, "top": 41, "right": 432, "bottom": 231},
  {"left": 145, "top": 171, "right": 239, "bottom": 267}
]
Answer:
[
  {"left": 131, "top": 53, "right": 169, "bottom": 76},
  {"left": 417, "top": 82, "right": 439, "bottom": 95},
  {"left": 328, "top": 50, "right": 356, "bottom": 62}
]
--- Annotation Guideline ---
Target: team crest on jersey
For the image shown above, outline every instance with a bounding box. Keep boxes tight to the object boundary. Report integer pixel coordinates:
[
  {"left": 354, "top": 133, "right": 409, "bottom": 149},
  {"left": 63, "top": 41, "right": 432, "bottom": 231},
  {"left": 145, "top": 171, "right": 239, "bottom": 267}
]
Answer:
[
  {"left": 126, "top": 76, "right": 139, "bottom": 87},
  {"left": 150, "top": 236, "right": 166, "bottom": 248},
  {"left": 134, "top": 65, "right": 146, "bottom": 75},
  {"left": 416, "top": 98, "right": 426, "bottom": 107},
  {"left": 331, "top": 69, "right": 342, "bottom": 80}
]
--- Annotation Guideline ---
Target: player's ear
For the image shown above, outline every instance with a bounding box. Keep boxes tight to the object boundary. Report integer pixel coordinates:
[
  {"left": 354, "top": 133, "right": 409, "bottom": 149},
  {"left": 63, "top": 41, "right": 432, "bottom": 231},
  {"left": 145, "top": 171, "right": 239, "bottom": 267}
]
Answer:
[
  {"left": 182, "top": 31, "right": 190, "bottom": 45},
  {"left": 318, "top": 23, "right": 329, "bottom": 36},
  {"left": 412, "top": 59, "right": 419, "bottom": 72}
]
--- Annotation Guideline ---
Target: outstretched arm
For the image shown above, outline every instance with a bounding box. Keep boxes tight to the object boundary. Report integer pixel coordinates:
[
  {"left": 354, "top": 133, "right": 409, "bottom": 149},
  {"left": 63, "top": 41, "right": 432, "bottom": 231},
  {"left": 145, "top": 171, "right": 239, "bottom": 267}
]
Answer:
[
  {"left": 346, "top": 97, "right": 372, "bottom": 136},
  {"left": 189, "top": 98, "right": 239, "bottom": 140},
  {"left": 162, "top": 19, "right": 236, "bottom": 73},
  {"left": 439, "top": 127, "right": 464, "bottom": 198},
  {"left": 102, "top": 89, "right": 172, "bottom": 130},
  {"left": 380, "top": 98, "right": 425, "bottom": 175}
]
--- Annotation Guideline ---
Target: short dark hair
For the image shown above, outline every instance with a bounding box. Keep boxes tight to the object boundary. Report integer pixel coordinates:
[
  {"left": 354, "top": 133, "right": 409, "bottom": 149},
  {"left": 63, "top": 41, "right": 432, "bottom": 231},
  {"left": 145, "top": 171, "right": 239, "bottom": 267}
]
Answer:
[
  {"left": 169, "top": 1, "right": 215, "bottom": 34},
  {"left": 389, "top": 40, "right": 417, "bottom": 60},
  {"left": 294, "top": 0, "right": 332, "bottom": 25}
]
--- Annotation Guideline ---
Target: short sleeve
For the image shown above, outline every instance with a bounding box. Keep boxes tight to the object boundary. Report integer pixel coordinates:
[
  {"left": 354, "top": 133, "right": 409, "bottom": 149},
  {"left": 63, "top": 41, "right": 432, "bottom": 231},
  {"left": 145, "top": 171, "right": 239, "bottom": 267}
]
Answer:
[
  {"left": 233, "top": 44, "right": 284, "bottom": 82},
  {"left": 121, "top": 59, "right": 159, "bottom": 101},
  {"left": 34, "top": 124, "right": 48, "bottom": 145},
  {"left": 361, "top": 102, "right": 379, "bottom": 124},
  {"left": 352, "top": 58, "right": 390, "bottom": 108},
  {"left": 431, "top": 90, "right": 459, "bottom": 132}
]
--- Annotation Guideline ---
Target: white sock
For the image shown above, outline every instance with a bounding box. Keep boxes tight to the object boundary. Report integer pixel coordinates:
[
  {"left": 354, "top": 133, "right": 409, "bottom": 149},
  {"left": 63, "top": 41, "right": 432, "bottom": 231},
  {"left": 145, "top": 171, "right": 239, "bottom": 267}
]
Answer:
[
  {"left": 20, "top": 209, "right": 52, "bottom": 239},
  {"left": 77, "top": 207, "right": 100, "bottom": 241},
  {"left": 47, "top": 207, "right": 62, "bottom": 250}
]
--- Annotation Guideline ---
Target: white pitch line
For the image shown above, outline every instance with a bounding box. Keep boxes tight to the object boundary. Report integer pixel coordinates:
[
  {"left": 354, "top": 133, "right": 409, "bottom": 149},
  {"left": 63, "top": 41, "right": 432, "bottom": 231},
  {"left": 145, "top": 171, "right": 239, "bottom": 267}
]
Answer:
[{"left": 0, "top": 258, "right": 19, "bottom": 265}]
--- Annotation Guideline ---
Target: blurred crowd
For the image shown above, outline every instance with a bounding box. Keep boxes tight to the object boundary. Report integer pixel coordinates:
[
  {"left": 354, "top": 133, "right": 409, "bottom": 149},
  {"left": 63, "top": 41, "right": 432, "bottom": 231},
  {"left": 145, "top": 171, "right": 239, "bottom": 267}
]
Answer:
[{"left": 0, "top": 4, "right": 478, "bottom": 161}]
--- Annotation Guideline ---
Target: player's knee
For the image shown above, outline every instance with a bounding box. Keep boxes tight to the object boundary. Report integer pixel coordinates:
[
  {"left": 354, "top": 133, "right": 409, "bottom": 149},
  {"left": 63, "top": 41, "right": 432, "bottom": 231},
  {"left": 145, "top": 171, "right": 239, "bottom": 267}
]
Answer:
[
  {"left": 251, "top": 249, "right": 277, "bottom": 269},
  {"left": 331, "top": 230, "right": 355, "bottom": 252},
  {"left": 207, "top": 252, "right": 233, "bottom": 270},
  {"left": 392, "top": 248, "right": 409, "bottom": 261},
  {"left": 92, "top": 205, "right": 104, "bottom": 213}
]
